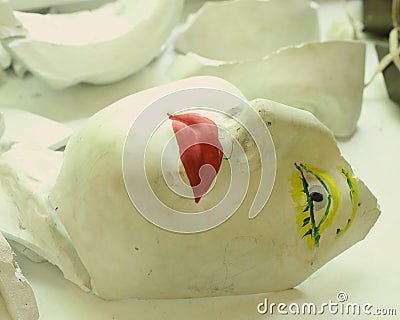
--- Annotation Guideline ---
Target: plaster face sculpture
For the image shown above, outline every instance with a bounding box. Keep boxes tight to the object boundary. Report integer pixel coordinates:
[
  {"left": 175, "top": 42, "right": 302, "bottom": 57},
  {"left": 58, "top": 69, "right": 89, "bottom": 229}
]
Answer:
[
  {"left": 0, "top": 77, "right": 379, "bottom": 300},
  {"left": 0, "top": 0, "right": 183, "bottom": 88},
  {"left": 49, "top": 76, "right": 379, "bottom": 299},
  {"left": 169, "top": 42, "right": 365, "bottom": 138},
  {"left": 175, "top": 0, "right": 320, "bottom": 61}
]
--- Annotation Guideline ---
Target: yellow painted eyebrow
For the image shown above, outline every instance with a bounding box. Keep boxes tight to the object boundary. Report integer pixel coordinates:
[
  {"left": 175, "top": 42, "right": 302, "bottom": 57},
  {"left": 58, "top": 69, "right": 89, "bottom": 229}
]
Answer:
[{"left": 336, "top": 166, "right": 359, "bottom": 237}]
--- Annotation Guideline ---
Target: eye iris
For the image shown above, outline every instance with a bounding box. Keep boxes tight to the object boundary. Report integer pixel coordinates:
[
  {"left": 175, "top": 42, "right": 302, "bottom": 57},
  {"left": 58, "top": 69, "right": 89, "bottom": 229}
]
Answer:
[{"left": 310, "top": 192, "right": 324, "bottom": 203}]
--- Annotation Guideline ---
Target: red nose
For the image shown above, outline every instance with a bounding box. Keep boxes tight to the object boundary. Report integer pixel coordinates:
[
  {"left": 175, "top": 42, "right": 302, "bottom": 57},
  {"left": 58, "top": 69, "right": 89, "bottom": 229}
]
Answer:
[{"left": 169, "top": 113, "right": 223, "bottom": 203}]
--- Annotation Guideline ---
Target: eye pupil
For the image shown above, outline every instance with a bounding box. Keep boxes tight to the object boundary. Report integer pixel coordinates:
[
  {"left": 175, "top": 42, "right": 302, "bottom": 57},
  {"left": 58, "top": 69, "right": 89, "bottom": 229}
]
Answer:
[{"left": 310, "top": 192, "right": 324, "bottom": 202}]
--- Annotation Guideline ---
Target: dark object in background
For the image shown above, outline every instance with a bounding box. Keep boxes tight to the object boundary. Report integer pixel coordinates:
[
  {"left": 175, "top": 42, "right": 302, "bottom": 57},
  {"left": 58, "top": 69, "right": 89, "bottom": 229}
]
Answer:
[
  {"left": 363, "top": 0, "right": 393, "bottom": 36},
  {"left": 364, "top": 0, "right": 399, "bottom": 106},
  {"left": 375, "top": 42, "right": 400, "bottom": 105}
]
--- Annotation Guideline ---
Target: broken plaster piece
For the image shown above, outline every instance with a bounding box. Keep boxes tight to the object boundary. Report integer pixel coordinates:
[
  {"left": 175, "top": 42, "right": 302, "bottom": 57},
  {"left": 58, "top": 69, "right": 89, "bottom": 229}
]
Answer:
[
  {"left": 168, "top": 41, "right": 366, "bottom": 138},
  {"left": 0, "top": 112, "right": 91, "bottom": 291},
  {"left": 0, "top": 43, "right": 11, "bottom": 70},
  {"left": 9, "top": 0, "right": 109, "bottom": 11},
  {"left": 0, "top": 231, "right": 38, "bottom": 320},
  {"left": 0, "top": 108, "right": 73, "bottom": 150},
  {"left": 0, "top": 0, "right": 183, "bottom": 88},
  {"left": 175, "top": 0, "right": 320, "bottom": 61}
]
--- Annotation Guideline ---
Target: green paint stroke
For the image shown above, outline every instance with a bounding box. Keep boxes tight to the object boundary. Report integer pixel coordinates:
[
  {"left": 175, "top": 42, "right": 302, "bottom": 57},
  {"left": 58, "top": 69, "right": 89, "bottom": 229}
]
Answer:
[
  {"left": 336, "top": 167, "right": 359, "bottom": 237},
  {"left": 222, "top": 140, "right": 234, "bottom": 160},
  {"left": 294, "top": 163, "right": 333, "bottom": 248}
]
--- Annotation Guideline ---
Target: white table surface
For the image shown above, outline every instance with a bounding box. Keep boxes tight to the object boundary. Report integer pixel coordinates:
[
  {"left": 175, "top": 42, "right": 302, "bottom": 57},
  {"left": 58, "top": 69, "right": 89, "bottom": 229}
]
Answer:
[{"left": 0, "top": 1, "right": 399, "bottom": 319}]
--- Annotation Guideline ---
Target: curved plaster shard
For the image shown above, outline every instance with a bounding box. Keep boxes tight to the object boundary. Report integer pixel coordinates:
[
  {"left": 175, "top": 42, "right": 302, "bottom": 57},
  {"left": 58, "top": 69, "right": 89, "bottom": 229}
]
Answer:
[
  {"left": 168, "top": 41, "right": 366, "bottom": 138},
  {"left": 174, "top": 0, "right": 320, "bottom": 61},
  {"left": 0, "top": 0, "right": 183, "bottom": 88},
  {"left": 0, "top": 232, "right": 38, "bottom": 320},
  {"left": 49, "top": 76, "right": 379, "bottom": 300}
]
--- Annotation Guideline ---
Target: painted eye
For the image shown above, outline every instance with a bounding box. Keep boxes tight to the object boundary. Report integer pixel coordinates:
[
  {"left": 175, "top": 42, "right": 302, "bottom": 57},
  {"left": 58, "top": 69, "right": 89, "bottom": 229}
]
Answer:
[
  {"left": 291, "top": 163, "right": 340, "bottom": 249},
  {"left": 309, "top": 184, "right": 328, "bottom": 211}
]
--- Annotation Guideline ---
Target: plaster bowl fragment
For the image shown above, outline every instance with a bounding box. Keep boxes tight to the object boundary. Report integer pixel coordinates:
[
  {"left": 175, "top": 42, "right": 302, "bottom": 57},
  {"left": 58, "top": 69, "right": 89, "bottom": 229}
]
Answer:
[
  {"left": 174, "top": 0, "right": 320, "bottom": 61},
  {"left": 44, "top": 76, "right": 379, "bottom": 299},
  {"left": 0, "top": 0, "right": 183, "bottom": 88},
  {"left": 168, "top": 41, "right": 366, "bottom": 138}
]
